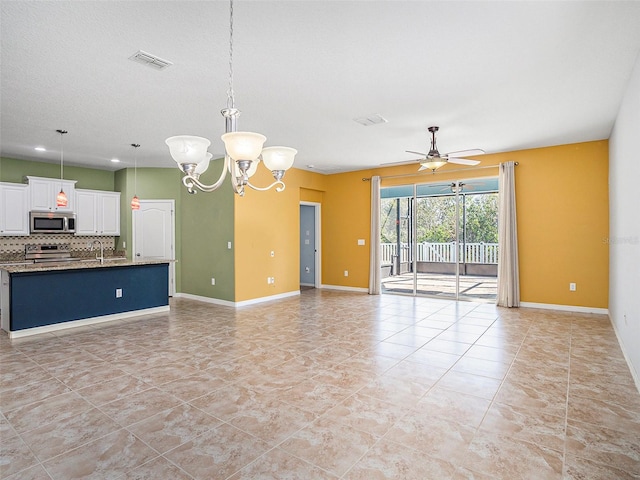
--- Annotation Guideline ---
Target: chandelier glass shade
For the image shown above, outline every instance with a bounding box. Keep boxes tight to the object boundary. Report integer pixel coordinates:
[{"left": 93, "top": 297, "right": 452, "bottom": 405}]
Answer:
[
  {"left": 220, "top": 132, "right": 266, "bottom": 162},
  {"left": 165, "top": 0, "right": 296, "bottom": 195},
  {"left": 165, "top": 136, "right": 211, "bottom": 168},
  {"left": 262, "top": 147, "right": 297, "bottom": 172}
]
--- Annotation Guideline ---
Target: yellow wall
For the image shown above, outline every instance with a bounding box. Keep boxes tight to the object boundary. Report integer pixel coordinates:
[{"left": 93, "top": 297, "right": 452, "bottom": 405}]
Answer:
[
  {"left": 321, "top": 170, "right": 374, "bottom": 288},
  {"left": 509, "top": 141, "right": 609, "bottom": 308},
  {"left": 233, "top": 140, "right": 609, "bottom": 309},
  {"left": 319, "top": 140, "right": 608, "bottom": 308},
  {"left": 234, "top": 167, "right": 327, "bottom": 302}
]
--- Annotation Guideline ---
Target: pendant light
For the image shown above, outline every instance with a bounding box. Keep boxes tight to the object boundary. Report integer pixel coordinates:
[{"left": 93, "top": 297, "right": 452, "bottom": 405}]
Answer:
[
  {"left": 56, "top": 129, "right": 68, "bottom": 207},
  {"left": 131, "top": 143, "right": 140, "bottom": 210},
  {"left": 165, "top": 0, "right": 297, "bottom": 195}
]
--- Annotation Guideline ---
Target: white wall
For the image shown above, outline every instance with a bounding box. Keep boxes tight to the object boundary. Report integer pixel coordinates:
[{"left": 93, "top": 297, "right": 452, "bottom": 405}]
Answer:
[{"left": 609, "top": 51, "right": 640, "bottom": 387}]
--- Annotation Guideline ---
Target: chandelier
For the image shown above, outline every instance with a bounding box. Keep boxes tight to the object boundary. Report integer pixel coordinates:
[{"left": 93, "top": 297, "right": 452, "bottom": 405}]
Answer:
[{"left": 165, "top": 0, "right": 297, "bottom": 195}]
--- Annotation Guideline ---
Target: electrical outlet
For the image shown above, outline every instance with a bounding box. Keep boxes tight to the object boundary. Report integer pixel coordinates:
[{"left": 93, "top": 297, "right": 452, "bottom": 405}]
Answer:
[
  {"left": 211, "top": 278, "right": 215, "bottom": 286},
  {"left": 569, "top": 282, "right": 576, "bottom": 291},
  {"left": 115, "top": 288, "right": 123, "bottom": 298},
  {"left": 267, "top": 277, "right": 271, "bottom": 284},
  {"left": 271, "top": 277, "right": 275, "bottom": 284},
  {"left": 358, "top": 239, "right": 365, "bottom": 246},
  {"left": 227, "top": 241, "right": 232, "bottom": 249},
  {"left": 122, "top": 241, "right": 126, "bottom": 249},
  {"left": 344, "top": 270, "right": 349, "bottom": 277}
]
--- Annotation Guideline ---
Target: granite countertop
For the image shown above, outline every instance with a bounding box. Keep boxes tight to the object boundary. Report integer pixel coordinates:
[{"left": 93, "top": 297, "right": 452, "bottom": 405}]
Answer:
[{"left": 0, "top": 258, "right": 174, "bottom": 273}]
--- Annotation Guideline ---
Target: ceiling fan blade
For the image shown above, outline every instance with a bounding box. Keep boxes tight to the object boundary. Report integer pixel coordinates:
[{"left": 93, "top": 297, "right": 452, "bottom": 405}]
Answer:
[
  {"left": 448, "top": 157, "right": 481, "bottom": 166},
  {"left": 444, "top": 149, "right": 485, "bottom": 157},
  {"left": 405, "top": 150, "right": 428, "bottom": 156},
  {"left": 381, "top": 159, "right": 422, "bottom": 166}
]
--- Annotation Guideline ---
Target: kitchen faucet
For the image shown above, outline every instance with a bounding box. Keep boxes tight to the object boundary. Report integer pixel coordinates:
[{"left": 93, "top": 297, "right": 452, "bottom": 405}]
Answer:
[{"left": 90, "top": 240, "right": 104, "bottom": 264}]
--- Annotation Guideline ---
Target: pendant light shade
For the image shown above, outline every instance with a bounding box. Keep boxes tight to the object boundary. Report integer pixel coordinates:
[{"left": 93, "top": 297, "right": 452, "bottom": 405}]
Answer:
[
  {"left": 56, "top": 189, "right": 68, "bottom": 207},
  {"left": 130, "top": 195, "right": 140, "bottom": 210},
  {"left": 221, "top": 132, "right": 266, "bottom": 161},
  {"left": 261, "top": 146, "right": 297, "bottom": 172}
]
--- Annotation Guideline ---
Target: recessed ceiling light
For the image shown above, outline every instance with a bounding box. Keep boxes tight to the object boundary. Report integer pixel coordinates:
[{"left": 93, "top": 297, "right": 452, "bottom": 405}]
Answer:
[
  {"left": 111, "top": 158, "right": 120, "bottom": 163},
  {"left": 34, "top": 147, "right": 46, "bottom": 152}
]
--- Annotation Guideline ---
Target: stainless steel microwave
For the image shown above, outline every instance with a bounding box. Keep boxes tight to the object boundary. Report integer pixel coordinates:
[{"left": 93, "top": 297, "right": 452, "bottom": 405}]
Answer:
[{"left": 29, "top": 211, "right": 76, "bottom": 234}]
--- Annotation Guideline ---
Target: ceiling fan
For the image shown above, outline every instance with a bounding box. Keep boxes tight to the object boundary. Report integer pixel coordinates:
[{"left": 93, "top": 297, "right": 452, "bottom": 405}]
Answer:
[
  {"left": 406, "top": 126, "right": 485, "bottom": 172},
  {"left": 439, "top": 181, "right": 483, "bottom": 193}
]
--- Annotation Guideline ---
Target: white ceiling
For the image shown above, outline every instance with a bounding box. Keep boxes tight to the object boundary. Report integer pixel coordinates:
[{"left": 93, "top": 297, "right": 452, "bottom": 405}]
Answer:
[{"left": 2, "top": 1, "right": 640, "bottom": 174}]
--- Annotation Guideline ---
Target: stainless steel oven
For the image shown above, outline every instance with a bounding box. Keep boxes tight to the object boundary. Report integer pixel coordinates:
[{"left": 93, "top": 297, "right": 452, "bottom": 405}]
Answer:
[{"left": 29, "top": 211, "right": 76, "bottom": 234}]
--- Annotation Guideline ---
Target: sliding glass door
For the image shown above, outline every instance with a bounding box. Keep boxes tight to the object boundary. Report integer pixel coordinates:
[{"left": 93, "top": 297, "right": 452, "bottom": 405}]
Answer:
[
  {"left": 415, "top": 190, "right": 459, "bottom": 298},
  {"left": 380, "top": 178, "right": 498, "bottom": 301}
]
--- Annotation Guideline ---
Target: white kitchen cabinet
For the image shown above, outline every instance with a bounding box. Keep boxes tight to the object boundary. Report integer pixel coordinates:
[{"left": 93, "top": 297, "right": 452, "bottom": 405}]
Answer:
[
  {"left": 75, "top": 189, "right": 120, "bottom": 236},
  {"left": 99, "top": 192, "right": 120, "bottom": 235},
  {"left": 0, "top": 182, "right": 30, "bottom": 236},
  {"left": 26, "top": 176, "right": 76, "bottom": 212},
  {"left": 75, "top": 190, "right": 98, "bottom": 234}
]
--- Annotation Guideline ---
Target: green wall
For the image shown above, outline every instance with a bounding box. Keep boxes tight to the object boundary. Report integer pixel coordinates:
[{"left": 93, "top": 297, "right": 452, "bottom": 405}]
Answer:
[
  {"left": 179, "top": 158, "right": 235, "bottom": 302},
  {"left": 2, "top": 156, "right": 236, "bottom": 302},
  {"left": 0, "top": 157, "right": 114, "bottom": 190},
  {"left": 114, "top": 161, "right": 236, "bottom": 302},
  {"left": 115, "top": 167, "right": 184, "bottom": 292}
]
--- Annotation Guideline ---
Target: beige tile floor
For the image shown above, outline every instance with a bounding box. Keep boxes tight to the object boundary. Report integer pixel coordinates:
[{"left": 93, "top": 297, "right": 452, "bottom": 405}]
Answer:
[{"left": 1, "top": 290, "right": 639, "bottom": 479}]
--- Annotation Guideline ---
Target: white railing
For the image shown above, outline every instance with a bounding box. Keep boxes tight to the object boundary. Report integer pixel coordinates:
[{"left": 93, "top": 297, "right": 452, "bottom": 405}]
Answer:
[{"left": 381, "top": 242, "right": 498, "bottom": 264}]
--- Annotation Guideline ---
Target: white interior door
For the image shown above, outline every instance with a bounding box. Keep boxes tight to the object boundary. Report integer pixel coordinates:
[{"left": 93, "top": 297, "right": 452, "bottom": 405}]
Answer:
[{"left": 133, "top": 200, "right": 175, "bottom": 295}]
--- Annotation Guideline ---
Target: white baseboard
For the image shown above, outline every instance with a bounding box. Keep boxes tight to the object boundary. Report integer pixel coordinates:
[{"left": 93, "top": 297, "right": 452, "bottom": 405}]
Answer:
[
  {"left": 608, "top": 314, "right": 640, "bottom": 394},
  {"left": 174, "top": 293, "right": 236, "bottom": 307},
  {"left": 520, "top": 302, "right": 608, "bottom": 315},
  {"left": 321, "top": 284, "right": 369, "bottom": 293},
  {"left": 174, "top": 290, "right": 300, "bottom": 308},
  {"left": 7, "top": 306, "right": 170, "bottom": 339},
  {"left": 235, "top": 290, "right": 300, "bottom": 307}
]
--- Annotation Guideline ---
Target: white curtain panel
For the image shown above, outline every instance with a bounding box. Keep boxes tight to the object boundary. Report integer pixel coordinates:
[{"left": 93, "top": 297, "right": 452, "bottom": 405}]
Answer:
[
  {"left": 497, "top": 161, "right": 520, "bottom": 307},
  {"left": 368, "top": 176, "right": 381, "bottom": 295}
]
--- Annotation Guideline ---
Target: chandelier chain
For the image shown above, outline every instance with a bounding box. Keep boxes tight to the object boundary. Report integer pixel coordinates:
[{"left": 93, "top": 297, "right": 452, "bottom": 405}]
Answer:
[{"left": 227, "top": 0, "right": 235, "bottom": 109}]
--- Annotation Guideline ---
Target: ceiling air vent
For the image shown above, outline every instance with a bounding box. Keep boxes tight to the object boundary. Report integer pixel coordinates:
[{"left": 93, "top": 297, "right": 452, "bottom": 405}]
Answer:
[
  {"left": 128, "top": 50, "right": 173, "bottom": 70},
  {"left": 353, "top": 114, "right": 388, "bottom": 126}
]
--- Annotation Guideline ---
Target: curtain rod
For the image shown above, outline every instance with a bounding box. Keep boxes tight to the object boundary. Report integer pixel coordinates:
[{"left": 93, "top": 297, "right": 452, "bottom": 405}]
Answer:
[{"left": 362, "top": 162, "right": 519, "bottom": 181}]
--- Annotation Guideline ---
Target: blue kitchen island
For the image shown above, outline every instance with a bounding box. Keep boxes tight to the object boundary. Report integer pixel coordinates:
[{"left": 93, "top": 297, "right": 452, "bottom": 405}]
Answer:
[{"left": 0, "top": 260, "right": 170, "bottom": 338}]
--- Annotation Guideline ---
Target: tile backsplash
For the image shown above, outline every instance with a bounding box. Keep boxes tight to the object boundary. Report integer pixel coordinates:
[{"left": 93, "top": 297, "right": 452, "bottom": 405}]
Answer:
[{"left": 0, "top": 234, "right": 116, "bottom": 255}]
